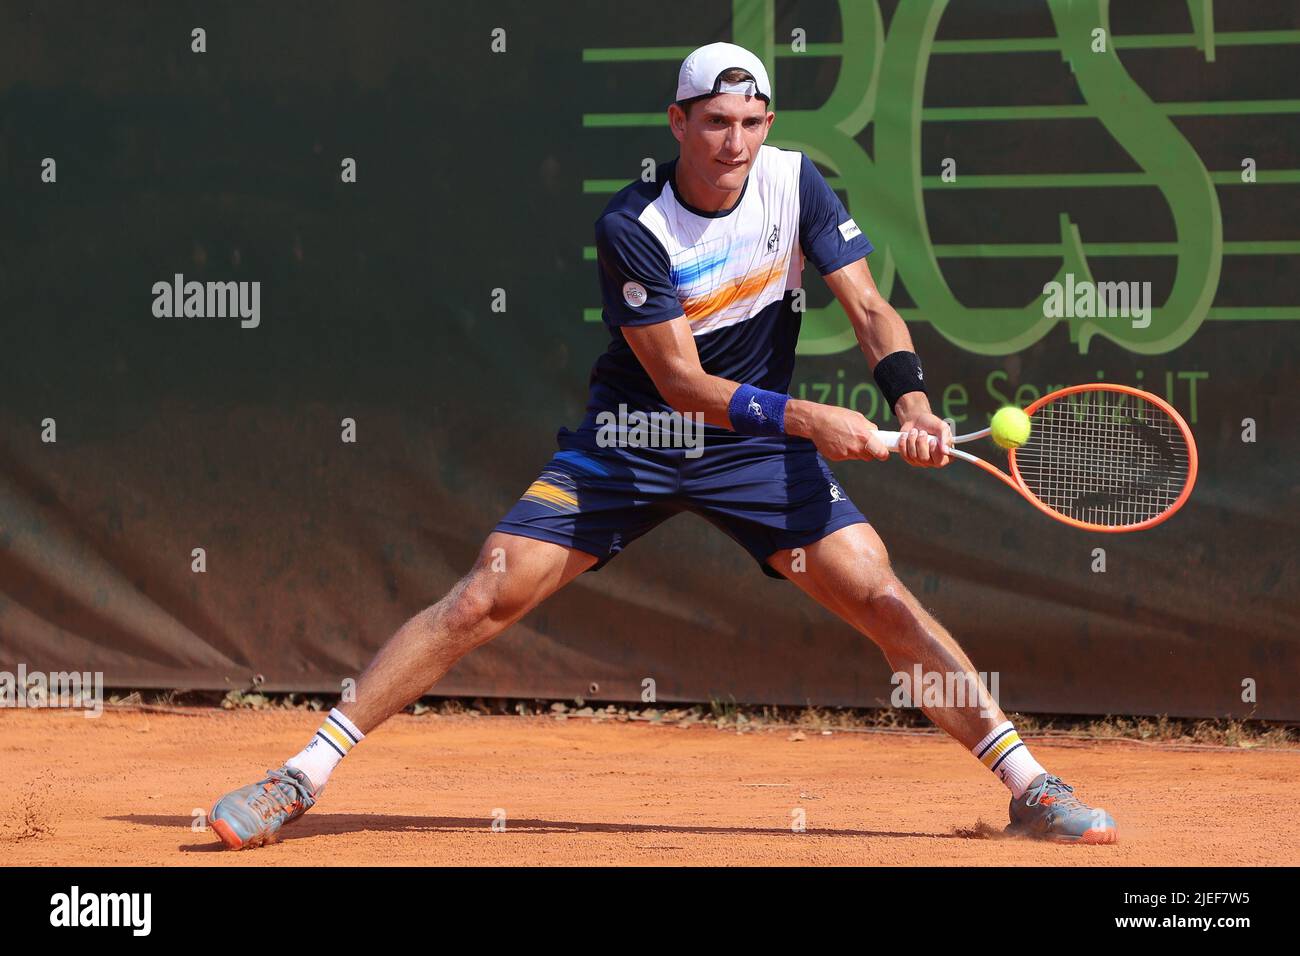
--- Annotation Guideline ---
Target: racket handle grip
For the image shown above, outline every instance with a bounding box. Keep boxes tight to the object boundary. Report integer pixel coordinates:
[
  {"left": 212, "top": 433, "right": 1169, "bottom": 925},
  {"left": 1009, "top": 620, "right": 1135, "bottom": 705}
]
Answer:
[
  {"left": 874, "top": 430, "right": 904, "bottom": 451},
  {"left": 874, "top": 430, "right": 943, "bottom": 453}
]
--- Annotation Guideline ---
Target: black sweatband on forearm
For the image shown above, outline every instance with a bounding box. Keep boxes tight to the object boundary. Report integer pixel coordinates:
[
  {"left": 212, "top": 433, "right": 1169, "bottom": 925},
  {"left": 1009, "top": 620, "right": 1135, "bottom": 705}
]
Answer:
[{"left": 872, "top": 350, "right": 927, "bottom": 411}]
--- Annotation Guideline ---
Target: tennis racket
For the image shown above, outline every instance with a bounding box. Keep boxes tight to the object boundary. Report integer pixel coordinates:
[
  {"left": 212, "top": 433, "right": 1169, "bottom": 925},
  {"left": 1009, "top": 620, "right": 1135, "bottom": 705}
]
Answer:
[{"left": 875, "top": 384, "right": 1198, "bottom": 532}]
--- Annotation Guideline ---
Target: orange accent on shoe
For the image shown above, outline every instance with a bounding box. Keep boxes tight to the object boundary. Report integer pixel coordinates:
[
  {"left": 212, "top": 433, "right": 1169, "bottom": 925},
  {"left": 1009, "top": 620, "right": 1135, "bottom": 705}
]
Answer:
[
  {"left": 1076, "top": 827, "right": 1118, "bottom": 845},
  {"left": 211, "top": 817, "right": 244, "bottom": 850}
]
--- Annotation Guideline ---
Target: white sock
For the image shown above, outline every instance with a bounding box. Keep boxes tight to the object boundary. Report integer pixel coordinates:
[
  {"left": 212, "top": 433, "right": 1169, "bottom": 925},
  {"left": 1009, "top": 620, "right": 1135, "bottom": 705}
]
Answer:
[
  {"left": 285, "top": 708, "right": 364, "bottom": 793},
  {"left": 971, "top": 721, "right": 1047, "bottom": 799}
]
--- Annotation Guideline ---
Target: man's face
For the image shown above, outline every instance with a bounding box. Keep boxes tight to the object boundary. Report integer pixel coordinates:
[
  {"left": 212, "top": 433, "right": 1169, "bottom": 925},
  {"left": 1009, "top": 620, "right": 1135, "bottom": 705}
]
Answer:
[{"left": 670, "top": 93, "right": 774, "bottom": 195}]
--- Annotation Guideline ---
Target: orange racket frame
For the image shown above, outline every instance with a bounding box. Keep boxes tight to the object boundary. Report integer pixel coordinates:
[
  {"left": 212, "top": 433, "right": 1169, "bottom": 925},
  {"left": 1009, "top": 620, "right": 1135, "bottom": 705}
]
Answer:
[{"left": 876, "top": 384, "right": 1199, "bottom": 533}]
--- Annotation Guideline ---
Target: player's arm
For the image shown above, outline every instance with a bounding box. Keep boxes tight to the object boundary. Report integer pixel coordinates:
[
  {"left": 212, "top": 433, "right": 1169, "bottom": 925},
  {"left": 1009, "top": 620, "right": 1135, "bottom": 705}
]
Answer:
[
  {"left": 621, "top": 317, "right": 889, "bottom": 462},
  {"left": 823, "top": 258, "right": 951, "bottom": 467}
]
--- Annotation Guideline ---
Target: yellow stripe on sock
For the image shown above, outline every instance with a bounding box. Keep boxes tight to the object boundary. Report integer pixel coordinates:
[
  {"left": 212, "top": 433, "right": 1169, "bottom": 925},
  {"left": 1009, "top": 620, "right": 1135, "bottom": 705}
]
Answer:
[
  {"left": 320, "top": 722, "right": 354, "bottom": 753},
  {"left": 981, "top": 732, "right": 1022, "bottom": 768}
]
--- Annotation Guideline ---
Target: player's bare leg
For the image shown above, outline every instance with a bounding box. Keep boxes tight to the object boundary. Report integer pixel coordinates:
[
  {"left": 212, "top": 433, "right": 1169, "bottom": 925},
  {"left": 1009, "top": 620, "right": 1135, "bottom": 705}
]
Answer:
[
  {"left": 768, "top": 523, "right": 1117, "bottom": 843},
  {"left": 341, "top": 533, "right": 596, "bottom": 734},
  {"left": 767, "top": 523, "right": 1001, "bottom": 748},
  {"left": 207, "top": 533, "right": 595, "bottom": 848}
]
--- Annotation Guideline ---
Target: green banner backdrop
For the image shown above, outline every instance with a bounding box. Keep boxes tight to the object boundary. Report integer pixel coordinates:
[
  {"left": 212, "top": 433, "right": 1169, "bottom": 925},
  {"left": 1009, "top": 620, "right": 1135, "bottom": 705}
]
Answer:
[{"left": 2, "top": 0, "right": 1297, "bottom": 718}]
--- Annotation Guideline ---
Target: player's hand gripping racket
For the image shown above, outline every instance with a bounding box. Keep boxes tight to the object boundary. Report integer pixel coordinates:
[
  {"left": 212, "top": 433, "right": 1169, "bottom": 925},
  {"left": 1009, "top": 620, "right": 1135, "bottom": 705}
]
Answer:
[{"left": 874, "top": 384, "right": 1198, "bottom": 532}]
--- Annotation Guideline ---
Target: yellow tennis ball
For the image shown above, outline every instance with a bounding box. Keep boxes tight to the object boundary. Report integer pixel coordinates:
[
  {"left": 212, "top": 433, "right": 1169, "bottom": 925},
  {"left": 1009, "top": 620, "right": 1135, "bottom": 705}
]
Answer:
[{"left": 990, "top": 406, "right": 1031, "bottom": 450}]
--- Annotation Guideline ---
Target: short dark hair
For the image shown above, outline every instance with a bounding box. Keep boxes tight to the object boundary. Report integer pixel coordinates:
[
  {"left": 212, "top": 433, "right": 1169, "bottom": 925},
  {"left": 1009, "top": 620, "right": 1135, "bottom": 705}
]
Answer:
[{"left": 676, "top": 67, "right": 769, "bottom": 116}]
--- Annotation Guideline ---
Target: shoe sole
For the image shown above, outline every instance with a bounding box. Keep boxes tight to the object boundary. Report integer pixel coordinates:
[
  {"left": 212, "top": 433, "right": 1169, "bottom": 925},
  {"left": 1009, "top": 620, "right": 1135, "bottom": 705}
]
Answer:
[
  {"left": 210, "top": 817, "right": 245, "bottom": 850},
  {"left": 1071, "top": 827, "right": 1118, "bottom": 845},
  {"left": 1006, "top": 824, "right": 1118, "bottom": 845},
  {"left": 211, "top": 817, "right": 283, "bottom": 851}
]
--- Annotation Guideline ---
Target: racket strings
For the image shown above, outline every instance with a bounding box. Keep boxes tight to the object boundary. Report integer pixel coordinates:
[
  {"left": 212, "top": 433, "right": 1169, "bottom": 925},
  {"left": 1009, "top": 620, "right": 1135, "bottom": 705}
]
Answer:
[{"left": 1013, "top": 393, "right": 1190, "bottom": 528}]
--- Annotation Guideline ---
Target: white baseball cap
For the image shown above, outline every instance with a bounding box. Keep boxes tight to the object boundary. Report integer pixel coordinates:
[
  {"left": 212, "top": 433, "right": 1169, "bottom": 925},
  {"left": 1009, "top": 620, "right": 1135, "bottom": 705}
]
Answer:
[{"left": 675, "top": 42, "right": 771, "bottom": 104}]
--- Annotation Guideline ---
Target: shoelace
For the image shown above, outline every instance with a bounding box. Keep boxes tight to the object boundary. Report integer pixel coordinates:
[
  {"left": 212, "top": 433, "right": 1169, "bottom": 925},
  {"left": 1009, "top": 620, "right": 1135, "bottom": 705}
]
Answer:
[
  {"left": 1025, "top": 775, "right": 1086, "bottom": 811},
  {"left": 248, "top": 770, "right": 306, "bottom": 823}
]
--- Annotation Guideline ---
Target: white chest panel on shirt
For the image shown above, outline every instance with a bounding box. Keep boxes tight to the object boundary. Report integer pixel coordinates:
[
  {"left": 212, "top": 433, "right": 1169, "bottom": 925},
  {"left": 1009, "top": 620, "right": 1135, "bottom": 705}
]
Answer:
[{"left": 636, "top": 145, "right": 804, "bottom": 336}]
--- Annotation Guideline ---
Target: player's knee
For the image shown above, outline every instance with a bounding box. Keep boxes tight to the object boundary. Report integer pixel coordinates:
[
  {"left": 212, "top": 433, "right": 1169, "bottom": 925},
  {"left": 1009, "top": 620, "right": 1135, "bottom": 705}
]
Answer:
[
  {"left": 862, "top": 573, "right": 909, "bottom": 620},
  {"left": 434, "top": 572, "right": 513, "bottom": 643},
  {"left": 858, "top": 573, "right": 925, "bottom": 648},
  {"left": 444, "top": 567, "right": 540, "bottom": 642},
  {"left": 844, "top": 539, "right": 907, "bottom": 620},
  {"left": 445, "top": 575, "right": 493, "bottom": 626}
]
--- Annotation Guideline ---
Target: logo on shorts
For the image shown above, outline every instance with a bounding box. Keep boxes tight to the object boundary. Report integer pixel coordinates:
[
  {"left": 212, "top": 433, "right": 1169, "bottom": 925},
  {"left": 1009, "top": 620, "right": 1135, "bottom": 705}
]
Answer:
[
  {"left": 829, "top": 482, "right": 846, "bottom": 502},
  {"left": 622, "top": 281, "right": 648, "bottom": 308}
]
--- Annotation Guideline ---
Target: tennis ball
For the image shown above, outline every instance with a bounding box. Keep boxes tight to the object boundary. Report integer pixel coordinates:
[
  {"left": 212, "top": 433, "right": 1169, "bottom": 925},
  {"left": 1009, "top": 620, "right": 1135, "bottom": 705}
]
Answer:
[{"left": 990, "top": 406, "right": 1031, "bottom": 450}]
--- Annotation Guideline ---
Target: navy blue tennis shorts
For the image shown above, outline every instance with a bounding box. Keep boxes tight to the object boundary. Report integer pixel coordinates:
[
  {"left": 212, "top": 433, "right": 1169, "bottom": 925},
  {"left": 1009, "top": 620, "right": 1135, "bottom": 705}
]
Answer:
[{"left": 494, "top": 423, "right": 867, "bottom": 579}]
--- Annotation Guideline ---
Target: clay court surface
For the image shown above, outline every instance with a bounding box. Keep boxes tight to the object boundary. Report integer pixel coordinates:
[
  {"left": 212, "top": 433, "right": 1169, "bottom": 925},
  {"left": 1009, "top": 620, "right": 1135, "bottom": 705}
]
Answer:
[{"left": 3, "top": 708, "right": 1296, "bottom": 866}]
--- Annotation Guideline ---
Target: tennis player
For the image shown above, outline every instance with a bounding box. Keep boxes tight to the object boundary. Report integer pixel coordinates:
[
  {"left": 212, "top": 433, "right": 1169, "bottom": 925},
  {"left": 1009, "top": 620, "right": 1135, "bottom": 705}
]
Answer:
[{"left": 209, "top": 42, "right": 1116, "bottom": 849}]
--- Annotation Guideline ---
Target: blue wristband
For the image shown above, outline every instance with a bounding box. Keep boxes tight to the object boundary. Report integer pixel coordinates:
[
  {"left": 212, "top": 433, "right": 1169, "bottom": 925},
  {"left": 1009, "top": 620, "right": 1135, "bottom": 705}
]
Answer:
[{"left": 727, "top": 384, "right": 789, "bottom": 437}]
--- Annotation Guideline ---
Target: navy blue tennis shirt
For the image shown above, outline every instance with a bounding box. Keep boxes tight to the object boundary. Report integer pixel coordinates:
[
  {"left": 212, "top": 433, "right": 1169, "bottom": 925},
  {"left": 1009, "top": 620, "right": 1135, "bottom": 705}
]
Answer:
[{"left": 584, "top": 146, "right": 873, "bottom": 429}]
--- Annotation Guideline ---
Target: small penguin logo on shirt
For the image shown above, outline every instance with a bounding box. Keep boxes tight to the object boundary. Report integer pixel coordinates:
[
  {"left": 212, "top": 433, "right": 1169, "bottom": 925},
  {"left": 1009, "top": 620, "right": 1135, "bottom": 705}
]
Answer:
[
  {"left": 767, "top": 224, "right": 780, "bottom": 252},
  {"left": 622, "top": 281, "right": 647, "bottom": 308}
]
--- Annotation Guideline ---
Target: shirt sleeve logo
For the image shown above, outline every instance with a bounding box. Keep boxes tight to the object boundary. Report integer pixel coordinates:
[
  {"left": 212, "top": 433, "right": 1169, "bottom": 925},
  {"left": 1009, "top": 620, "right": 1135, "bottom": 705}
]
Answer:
[
  {"left": 838, "top": 219, "right": 862, "bottom": 241},
  {"left": 622, "top": 281, "right": 648, "bottom": 308}
]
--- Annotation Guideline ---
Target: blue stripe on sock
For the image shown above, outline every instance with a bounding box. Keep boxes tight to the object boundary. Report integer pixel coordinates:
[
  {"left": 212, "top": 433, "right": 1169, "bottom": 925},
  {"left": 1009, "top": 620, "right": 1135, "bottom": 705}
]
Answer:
[
  {"left": 316, "top": 730, "right": 346, "bottom": 758},
  {"left": 977, "top": 727, "right": 1013, "bottom": 759},
  {"left": 328, "top": 712, "right": 361, "bottom": 744},
  {"left": 989, "top": 741, "right": 1023, "bottom": 773}
]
